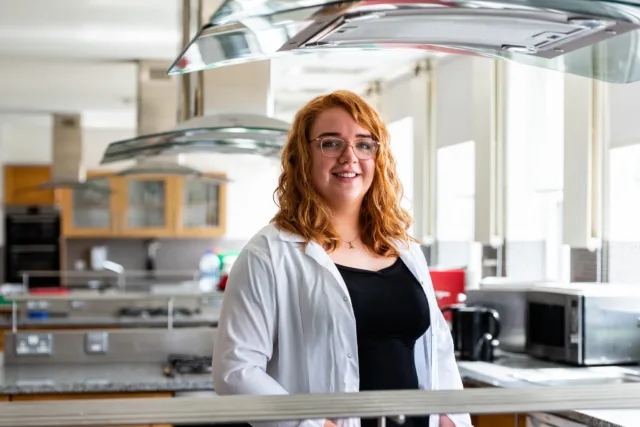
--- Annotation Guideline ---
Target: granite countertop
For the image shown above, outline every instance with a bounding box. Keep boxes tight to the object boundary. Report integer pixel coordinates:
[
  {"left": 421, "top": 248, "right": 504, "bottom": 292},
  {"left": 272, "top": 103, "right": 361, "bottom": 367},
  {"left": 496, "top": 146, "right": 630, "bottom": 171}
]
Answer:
[
  {"left": 0, "top": 362, "right": 214, "bottom": 395},
  {"left": 0, "top": 313, "right": 219, "bottom": 328},
  {"left": 0, "top": 353, "right": 638, "bottom": 427},
  {"left": 458, "top": 353, "right": 640, "bottom": 427}
]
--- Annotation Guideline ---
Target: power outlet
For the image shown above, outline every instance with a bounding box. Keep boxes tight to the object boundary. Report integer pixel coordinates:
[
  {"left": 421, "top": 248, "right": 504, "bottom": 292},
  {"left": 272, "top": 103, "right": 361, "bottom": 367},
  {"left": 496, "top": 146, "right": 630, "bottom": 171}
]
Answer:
[
  {"left": 85, "top": 332, "right": 109, "bottom": 354},
  {"left": 15, "top": 333, "right": 53, "bottom": 356}
]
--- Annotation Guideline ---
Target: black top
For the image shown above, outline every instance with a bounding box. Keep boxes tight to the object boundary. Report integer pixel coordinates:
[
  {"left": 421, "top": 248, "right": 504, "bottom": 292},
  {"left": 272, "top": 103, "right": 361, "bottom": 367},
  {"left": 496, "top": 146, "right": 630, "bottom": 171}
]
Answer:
[{"left": 335, "top": 258, "right": 431, "bottom": 427}]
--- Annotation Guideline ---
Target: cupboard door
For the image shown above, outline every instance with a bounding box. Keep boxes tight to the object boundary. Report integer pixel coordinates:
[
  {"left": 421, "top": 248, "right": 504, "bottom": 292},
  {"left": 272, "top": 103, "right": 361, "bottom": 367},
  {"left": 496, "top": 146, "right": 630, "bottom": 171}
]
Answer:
[
  {"left": 117, "top": 176, "right": 173, "bottom": 237},
  {"left": 60, "top": 176, "right": 114, "bottom": 237},
  {"left": 3, "top": 165, "right": 55, "bottom": 206},
  {"left": 176, "top": 176, "right": 226, "bottom": 237}
]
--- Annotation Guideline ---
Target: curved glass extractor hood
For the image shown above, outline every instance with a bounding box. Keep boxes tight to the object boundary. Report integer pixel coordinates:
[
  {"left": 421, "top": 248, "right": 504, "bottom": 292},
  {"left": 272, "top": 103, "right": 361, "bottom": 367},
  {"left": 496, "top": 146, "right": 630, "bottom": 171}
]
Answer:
[
  {"left": 100, "top": 113, "right": 290, "bottom": 165},
  {"left": 168, "top": 0, "right": 640, "bottom": 84},
  {"left": 115, "top": 156, "right": 233, "bottom": 183}
]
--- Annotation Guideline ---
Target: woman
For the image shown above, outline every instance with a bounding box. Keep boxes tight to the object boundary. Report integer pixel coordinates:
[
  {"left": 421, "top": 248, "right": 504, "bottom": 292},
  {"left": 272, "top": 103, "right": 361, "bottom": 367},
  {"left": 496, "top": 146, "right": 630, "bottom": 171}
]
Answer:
[{"left": 212, "top": 90, "right": 472, "bottom": 427}]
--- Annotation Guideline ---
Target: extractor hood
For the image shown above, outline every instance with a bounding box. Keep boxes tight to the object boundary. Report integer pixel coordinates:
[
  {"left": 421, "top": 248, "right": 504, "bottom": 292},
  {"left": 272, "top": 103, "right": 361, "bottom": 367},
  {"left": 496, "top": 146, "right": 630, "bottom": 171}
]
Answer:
[
  {"left": 38, "top": 114, "right": 111, "bottom": 193},
  {"left": 100, "top": 113, "right": 289, "bottom": 164},
  {"left": 99, "top": 0, "right": 291, "bottom": 165},
  {"left": 168, "top": 0, "right": 640, "bottom": 84},
  {"left": 116, "top": 154, "right": 232, "bottom": 183}
]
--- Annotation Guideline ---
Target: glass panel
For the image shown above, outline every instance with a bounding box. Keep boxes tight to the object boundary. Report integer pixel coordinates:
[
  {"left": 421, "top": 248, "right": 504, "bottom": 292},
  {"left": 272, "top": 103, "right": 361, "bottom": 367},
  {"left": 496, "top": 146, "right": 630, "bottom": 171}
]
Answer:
[
  {"left": 127, "top": 180, "right": 166, "bottom": 228},
  {"left": 170, "top": 0, "right": 640, "bottom": 84},
  {"left": 182, "top": 180, "right": 220, "bottom": 228},
  {"left": 72, "top": 178, "right": 111, "bottom": 229}
]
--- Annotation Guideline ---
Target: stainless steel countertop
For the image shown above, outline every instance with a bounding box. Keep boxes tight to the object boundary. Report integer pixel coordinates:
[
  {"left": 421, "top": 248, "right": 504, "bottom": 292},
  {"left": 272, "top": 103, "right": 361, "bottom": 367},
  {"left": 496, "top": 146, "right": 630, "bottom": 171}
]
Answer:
[
  {"left": 458, "top": 353, "right": 640, "bottom": 427},
  {"left": 0, "top": 313, "right": 219, "bottom": 328}
]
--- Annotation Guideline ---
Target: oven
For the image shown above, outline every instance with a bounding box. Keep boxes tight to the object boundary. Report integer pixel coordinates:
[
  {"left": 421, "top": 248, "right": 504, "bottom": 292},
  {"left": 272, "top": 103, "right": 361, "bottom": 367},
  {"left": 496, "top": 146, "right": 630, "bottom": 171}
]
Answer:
[
  {"left": 526, "top": 284, "right": 640, "bottom": 366},
  {"left": 4, "top": 206, "right": 61, "bottom": 288}
]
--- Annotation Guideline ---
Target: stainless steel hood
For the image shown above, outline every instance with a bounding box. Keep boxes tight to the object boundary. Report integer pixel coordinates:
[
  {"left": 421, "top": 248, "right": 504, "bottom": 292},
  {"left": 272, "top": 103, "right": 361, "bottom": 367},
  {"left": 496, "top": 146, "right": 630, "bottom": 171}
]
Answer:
[
  {"left": 168, "top": 0, "right": 640, "bottom": 84},
  {"left": 38, "top": 114, "right": 110, "bottom": 193},
  {"left": 100, "top": 113, "right": 289, "bottom": 164},
  {"left": 99, "top": 0, "right": 290, "bottom": 165}
]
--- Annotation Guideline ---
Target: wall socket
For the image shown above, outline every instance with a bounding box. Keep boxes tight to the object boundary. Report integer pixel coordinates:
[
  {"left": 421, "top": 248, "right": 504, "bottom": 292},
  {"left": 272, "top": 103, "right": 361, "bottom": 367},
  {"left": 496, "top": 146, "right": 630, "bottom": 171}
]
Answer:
[
  {"left": 15, "top": 333, "right": 53, "bottom": 356},
  {"left": 84, "top": 332, "right": 109, "bottom": 354}
]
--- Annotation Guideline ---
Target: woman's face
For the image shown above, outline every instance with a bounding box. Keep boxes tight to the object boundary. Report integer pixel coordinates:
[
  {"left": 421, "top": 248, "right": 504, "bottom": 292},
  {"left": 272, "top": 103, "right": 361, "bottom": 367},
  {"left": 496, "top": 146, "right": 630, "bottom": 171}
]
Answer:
[{"left": 309, "top": 107, "right": 376, "bottom": 210}]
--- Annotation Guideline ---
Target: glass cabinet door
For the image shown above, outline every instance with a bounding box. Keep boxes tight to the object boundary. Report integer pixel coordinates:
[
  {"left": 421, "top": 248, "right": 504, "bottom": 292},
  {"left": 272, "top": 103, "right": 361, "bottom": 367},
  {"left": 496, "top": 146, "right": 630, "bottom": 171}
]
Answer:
[
  {"left": 180, "top": 178, "right": 225, "bottom": 235},
  {"left": 123, "top": 178, "right": 169, "bottom": 232},
  {"left": 68, "top": 178, "right": 112, "bottom": 233}
]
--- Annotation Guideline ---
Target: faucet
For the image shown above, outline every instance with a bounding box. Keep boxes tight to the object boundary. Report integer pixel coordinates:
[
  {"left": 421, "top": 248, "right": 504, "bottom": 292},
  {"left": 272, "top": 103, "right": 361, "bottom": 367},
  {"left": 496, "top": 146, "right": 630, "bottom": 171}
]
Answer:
[{"left": 102, "top": 260, "right": 126, "bottom": 290}]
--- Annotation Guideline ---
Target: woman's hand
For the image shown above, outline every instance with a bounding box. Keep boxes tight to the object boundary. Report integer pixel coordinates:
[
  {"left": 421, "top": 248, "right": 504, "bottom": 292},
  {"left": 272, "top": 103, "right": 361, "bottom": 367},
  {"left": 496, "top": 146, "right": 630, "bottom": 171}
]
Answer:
[
  {"left": 439, "top": 415, "right": 456, "bottom": 427},
  {"left": 324, "top": 420, "right": 338, "bottom": 427}
]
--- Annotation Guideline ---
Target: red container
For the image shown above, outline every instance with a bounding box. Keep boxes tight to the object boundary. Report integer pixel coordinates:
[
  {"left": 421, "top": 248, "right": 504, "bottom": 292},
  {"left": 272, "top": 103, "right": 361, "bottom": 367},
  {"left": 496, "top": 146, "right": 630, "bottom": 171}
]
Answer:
[
  {"left": 429, "top": 269, "right": 465, "bottom": 320},
  {"left": 29, "top": 288, "right": 70, "bottom": 295}
]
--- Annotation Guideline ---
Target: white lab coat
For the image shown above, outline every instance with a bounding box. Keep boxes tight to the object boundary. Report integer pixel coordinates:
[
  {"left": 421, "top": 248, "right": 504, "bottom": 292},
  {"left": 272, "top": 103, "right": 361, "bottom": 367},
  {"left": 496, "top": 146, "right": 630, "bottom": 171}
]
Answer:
[{"left": 212, "top": 224, "right": 473, "bottom": 427}]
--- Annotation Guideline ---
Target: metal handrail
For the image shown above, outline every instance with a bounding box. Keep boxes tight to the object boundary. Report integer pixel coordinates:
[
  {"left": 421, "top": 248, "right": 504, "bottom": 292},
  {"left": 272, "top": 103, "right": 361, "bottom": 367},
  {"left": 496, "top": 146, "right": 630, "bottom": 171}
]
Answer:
[{"left": 0, "top": 384, "right": 639, "bottom": 426}]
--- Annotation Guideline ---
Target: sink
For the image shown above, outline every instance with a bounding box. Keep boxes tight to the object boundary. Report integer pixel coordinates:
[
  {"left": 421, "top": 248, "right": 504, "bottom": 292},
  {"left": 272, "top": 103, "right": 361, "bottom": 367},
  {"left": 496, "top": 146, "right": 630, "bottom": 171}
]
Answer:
[{"left": 511, "top": 368, "right": 640, "bottom": 387}]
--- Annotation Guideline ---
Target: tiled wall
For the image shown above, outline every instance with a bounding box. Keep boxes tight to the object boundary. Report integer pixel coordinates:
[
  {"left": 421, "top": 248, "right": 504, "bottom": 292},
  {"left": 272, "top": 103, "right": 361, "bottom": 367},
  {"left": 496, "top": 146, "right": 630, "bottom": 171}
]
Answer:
[
  {"left": 2, "top": 237, "right": 636, "bottom": 286},
  {"left": 433, "top": 240, "right": 640, "bottom": 284},
  {"left": 63, "top": 238, "right": 249, "bottom": 272},
  {"left": 505, "top": 242, "right": 546, "bottom": 281}
]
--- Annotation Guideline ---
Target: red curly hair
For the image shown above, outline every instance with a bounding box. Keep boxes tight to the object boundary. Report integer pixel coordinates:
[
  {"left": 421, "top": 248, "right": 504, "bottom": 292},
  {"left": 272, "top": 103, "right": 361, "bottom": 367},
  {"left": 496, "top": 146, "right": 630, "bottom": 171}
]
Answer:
[{"left": 272, "top": 90, "right": 415, "bottom": 257}]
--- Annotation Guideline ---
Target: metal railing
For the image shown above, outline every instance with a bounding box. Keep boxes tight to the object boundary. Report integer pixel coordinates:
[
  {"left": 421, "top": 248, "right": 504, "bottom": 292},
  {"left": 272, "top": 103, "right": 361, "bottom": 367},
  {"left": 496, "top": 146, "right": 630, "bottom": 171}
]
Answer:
[{"left": 0, "top": 384, "right": 639, "bottom": 426}]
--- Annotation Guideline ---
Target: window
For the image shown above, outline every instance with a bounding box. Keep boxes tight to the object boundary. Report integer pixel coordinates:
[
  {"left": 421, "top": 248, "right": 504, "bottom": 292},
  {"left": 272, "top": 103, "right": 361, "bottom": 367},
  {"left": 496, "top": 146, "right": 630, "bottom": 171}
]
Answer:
[
  {"left": 388, "top": 116, "right": 415, "bottom": 236},
  {"left": 607, "top": 143, "right": 640, "bottom": 283},
  {"left": 504, "top": 62, "right": 564, "bottom": 281},
  {"left": 436, "top": 140, "right": 475, "bottom": 268}
]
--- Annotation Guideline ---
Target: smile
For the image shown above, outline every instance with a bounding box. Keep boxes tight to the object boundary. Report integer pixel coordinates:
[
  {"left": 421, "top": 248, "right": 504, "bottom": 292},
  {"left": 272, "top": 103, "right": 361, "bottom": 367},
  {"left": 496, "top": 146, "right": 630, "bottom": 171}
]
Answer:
[{"left": 332, "top": 172, "right": 359, "bottom": 178}]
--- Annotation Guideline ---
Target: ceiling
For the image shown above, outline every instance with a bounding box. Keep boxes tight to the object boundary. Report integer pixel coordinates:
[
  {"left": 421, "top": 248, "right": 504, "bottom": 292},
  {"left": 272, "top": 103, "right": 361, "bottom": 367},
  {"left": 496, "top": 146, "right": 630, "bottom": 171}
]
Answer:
[{"left": 0, "top": 0, "right": 431, "bottom": 125}]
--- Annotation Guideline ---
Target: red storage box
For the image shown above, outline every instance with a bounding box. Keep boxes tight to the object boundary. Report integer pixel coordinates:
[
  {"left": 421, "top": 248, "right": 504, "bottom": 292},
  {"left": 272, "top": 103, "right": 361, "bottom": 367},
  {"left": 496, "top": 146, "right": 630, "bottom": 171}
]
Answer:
[{"left": 429, "top": 268, "right": 465, "bottom": 320}]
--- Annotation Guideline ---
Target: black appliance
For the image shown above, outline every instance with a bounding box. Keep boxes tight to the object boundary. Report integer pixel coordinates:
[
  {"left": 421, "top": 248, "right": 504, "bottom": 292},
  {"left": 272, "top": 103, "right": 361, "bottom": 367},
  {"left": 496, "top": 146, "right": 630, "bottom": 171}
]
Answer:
[
  {"left": 116, "top": 307, "right": 198, "bottom": 318},
  {"left": 4, "top": 205, "right": 61, "bottom": 288},
  {"left": 441, "top": 304, "right": 501, "bottom": 362},
  {"left": 162, "top": 354, "right": 212, "bottom": 378}
]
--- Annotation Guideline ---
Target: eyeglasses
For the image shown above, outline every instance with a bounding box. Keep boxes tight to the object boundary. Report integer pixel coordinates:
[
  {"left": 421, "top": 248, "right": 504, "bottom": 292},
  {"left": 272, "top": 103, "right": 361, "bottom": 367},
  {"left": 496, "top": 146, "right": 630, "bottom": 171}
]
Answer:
[{"left": 311, "top": 136, "right": 379, "bottom": 160}]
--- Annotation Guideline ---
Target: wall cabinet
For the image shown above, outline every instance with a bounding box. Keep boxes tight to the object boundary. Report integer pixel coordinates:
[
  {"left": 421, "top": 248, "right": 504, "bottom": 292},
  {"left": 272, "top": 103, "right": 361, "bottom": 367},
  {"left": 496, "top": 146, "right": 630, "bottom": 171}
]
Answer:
[
  {"left": 3, "top": 165, "right": 56, "bottom": 206},
  {"left": 59, "top": 172, "right": 226, "bottom": 238}
]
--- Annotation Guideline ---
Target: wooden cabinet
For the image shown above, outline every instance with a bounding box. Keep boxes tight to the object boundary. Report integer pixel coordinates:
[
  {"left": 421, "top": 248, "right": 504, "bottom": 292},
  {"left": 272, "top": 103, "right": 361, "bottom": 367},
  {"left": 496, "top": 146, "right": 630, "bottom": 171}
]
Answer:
[
  {"left": 10, "top": 392, "right": 173, "bottom": 427},
  {"left": 472, "top": 414, "right": 527, "bottom": 427},
  {"left": 3, "top": 165, "right": 56, "bottom": 205},
  {"left": 174, "top": 175, "right": 226, "bottom": 237},
  {"left": 59, "top": 172, "right": 226, "bottom": 238},
  {"left": 115, "top": 175, "right": 173, "bottom": 237},
  {"left": 59, "top": 171, "right": 115, "bottom": 237},
  {"left": 465, "top": 383, "right": 527, "bottom": 427}
]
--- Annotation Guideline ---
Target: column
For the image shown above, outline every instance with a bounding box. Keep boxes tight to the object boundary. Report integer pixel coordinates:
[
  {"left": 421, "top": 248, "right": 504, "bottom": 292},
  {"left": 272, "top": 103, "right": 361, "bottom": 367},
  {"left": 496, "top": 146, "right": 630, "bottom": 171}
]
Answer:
[{"left": 562, "top": 74, "right": 606, "bottom": 282}]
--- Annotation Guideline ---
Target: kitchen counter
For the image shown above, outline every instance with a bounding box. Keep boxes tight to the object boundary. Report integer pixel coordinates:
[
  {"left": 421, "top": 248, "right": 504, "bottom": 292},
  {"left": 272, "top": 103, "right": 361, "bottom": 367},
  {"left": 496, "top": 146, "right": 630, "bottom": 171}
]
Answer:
[
  {"left": 458, "top": 353, "right": 640, "bottom": 427},
  {"left": 0, "top": 313, "right": 219, "bottom": 329},
  {"left": 0, "top": 353, "right": 638, "bottom": 427},
  {"left": 0, "top": 362, "right": 213, "bottom": 395}
]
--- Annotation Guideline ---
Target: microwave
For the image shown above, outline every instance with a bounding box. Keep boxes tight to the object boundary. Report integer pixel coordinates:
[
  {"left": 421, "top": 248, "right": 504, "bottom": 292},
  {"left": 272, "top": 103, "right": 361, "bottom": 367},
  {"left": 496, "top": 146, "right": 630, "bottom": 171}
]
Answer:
[{"left": 526, "top": 284, "right": 640, "bottom": 366}]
